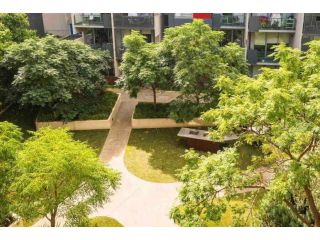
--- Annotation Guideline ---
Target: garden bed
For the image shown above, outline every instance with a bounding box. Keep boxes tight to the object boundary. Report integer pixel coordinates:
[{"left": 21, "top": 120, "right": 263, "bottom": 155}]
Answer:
[
  {"left": 133, "top": 103, "right": 170, "bottom": 119},
  {"left": 132, "top": 103, "right": 212, "bottom": 129},
  {"left": 36, "top": 91, "right": 123, "bottom": 130}
]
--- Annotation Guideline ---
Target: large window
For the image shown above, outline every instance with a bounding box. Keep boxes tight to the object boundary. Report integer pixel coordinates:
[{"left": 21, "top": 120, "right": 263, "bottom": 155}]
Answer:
[
  {"left": 222, "top": 29, "right": 244, "bottom": 46},
  {"left": 254, "top": 32, "right": 290, "bottom": 61}
]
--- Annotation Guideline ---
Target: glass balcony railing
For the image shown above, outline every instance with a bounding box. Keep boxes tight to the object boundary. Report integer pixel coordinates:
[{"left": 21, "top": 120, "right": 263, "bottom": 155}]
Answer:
[
  {"left": 74, "top": 13, "right": 104, "bottom": 27},
  {"left": 256, "top": 50, "right": 277, "bottom": 64},
  {"left": 259, "top": 17, "right": 296, "bottom": 30},
  {"left": 221, "top": 15, "right": 245, "bottom": 27},
  {"left": 113, "top": 14, "right": 154, "bottom": 29}
]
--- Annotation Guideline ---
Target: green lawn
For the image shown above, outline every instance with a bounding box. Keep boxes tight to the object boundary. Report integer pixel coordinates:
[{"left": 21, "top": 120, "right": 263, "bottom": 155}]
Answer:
[
  {"left": 72, "top": 130, "right": 109, "bottom": 154},
  {"left": 89, "top": 216, "right": 123, "bottom": 227},
  {"left": 125, "top": 128, "right": 187, "bottom": 183},
  {"left": 0, "top": 104, "right": 37, "bottom": 139},
  {"left": 133, "top": 103, "right": 170, "bottom": 119}
]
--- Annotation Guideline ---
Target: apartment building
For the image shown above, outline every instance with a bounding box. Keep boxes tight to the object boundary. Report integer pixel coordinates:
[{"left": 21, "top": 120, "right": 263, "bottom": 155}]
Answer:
[
  {"left": 72, "top": 13, "right": 156, "bottom": 76},
  {"left": 161, "top": 13, "right": 320, "bottom": 75},
  {"left": 71, "top": 13, "right": 320, "bottom": 77}
]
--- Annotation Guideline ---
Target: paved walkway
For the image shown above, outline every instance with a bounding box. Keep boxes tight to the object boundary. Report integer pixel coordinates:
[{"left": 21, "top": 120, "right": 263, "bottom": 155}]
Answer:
[
  {"left": 33, "top": 90, "right": 181, "bottom": 227},
  {"left": 95, "top": 91, "right": 181, "bottom": 226}
]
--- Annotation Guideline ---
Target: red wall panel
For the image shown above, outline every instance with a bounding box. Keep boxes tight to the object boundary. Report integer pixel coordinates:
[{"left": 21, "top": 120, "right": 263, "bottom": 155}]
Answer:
[{"left": 192, "top": 13, "right": 212, "bottom": 19}]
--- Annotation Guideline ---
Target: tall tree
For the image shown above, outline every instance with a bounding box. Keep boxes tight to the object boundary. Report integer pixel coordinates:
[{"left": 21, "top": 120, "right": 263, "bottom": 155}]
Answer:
[
  {"left": 0, "top": 13, "right": 36, "bottom": 113},
  {"left": 119, "top": 30, "right": 169, "bottom": 107},
  {"left": 1, "top": 35, "right": 111, "bottom": 120},
  {"left": 10, "top": 127, "right": 120, "bottom": 227},
  {"left": 0, "top": 121, "right": 23, "bottom": 226},
  {"left": 171, "top": 40, "right": 320, "bottom": 226},
  {"left": 161, "top": 20, "right": 247, "bottom": 122}
]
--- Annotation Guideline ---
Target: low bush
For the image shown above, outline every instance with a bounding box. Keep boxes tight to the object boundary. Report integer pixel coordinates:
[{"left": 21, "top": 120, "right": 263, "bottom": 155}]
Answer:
[
  {"left": 133, "top": 103, "right": 170, "bottom": 119},
  {"left": 37, "top": 91, "right": 118, "bottom": 122},
  {"left": 168, "top": 96, "right": 212, "bottom": 123},
  {"left": 89, "top": 216, "right": 123, "bottom": 227}
]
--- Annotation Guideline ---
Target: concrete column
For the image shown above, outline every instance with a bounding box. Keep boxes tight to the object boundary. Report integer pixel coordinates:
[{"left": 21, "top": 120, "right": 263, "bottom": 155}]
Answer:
[
  {"left": 292, "top": 13, "right": 304, "bottom": 49},
  {"left": 111, "top": 13, "right": 120, "bottom": 77},
  {"left": 244, "top": 13, "right": 250, "bottom": 59}
]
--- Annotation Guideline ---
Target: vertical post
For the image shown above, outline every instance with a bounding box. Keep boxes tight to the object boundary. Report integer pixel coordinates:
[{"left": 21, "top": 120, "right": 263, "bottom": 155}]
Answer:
[{"left": 111, "top": 13, "right": 120, "bottom": 77}]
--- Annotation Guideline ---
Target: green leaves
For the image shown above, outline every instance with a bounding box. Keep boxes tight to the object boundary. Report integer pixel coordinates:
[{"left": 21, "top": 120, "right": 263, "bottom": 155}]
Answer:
[
  {"left": 9, "top": 127, "right": 120, "bottom": 226},
  {"left": 173, "top": 39, "right": 320, "bottom": 226},
  {"left": 1, "top": 35, "right": 111, "bottom": 113}
]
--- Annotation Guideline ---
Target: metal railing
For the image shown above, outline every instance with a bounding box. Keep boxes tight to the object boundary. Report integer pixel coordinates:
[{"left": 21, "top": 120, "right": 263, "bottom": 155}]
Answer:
[
  {"left": 113, "top": 14, "right": 154, "bottom": 29},
  {"left": 74, "top": 13, "right": 104, "bottom": 27},
  {"left": 221, "top": 14, "right": 245, "bottom": 27},
  {"left": 259, "top": 17, "right": 296, "bottom": 30}
]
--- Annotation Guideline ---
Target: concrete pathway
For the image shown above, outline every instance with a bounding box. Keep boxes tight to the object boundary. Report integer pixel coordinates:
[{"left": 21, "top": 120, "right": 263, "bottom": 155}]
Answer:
[
  {"left": 33, "top": 90, "right": 181, "bottom": 227},
  {"left": 95, "top": 91, "right": 181, "bottom": 226}
]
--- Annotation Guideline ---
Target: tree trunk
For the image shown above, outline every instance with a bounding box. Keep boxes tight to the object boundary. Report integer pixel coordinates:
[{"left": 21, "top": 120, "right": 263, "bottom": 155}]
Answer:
[
  {"left": 304, "top": 186, "right": 320, "bottom": 226},
  {"left": 50, "top": 208, "right": 57, "bottom": 227},
  {"left": 0, "top": 103, "right": 13, "bottom": 116},
  {"left": 152, "top": 86, "right": 157, "bottom": 109},
  {"left": 284, "top": 199, "right": 311, "bottom": 227}
]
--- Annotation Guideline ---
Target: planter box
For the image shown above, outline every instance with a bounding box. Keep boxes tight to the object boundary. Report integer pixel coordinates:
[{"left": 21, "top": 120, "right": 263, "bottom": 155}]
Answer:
[
  {"left": 36, "top": 93, "right": 123, "bottom": 130},
  {"left": 132, "top": 117, "right": 212, "bottom": 129}
]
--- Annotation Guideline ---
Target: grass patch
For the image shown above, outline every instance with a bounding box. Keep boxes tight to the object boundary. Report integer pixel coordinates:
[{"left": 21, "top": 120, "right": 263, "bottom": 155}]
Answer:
[
  {"left": 89, "top": 216, "right": 123, "bottom": 227},
  {"left": 38, "top": 91, "right": 118, "bottom": 122},
  {"left": 125, "top": 128, "right": 188, "bottom": 183},
  {"left": 72, "top": 130, "right": 109, "bottom": 154},
  {"left": 133, "top": 103, "right": 170, "bottom": 119},
  {"left": 0, "top": 104, "right": 37, "bottom": 139}
]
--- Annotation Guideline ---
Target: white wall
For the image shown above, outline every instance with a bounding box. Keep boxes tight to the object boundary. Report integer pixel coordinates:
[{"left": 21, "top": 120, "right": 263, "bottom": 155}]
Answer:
[{"left": 42, "top": 13, "right": 71, "bottom": 37}]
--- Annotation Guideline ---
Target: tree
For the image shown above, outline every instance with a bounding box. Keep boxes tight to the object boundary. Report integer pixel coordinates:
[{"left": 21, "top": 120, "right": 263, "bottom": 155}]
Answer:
[
  {"left": 119, "top": 31, "right": 169, "bottom": 107},
  {"left": 10, "top": 127, "right": 120, "bottom": 227},
  {"left": 161, "top": 20, "right": 247, "bottom": 121},
  {"left": 0, "top": 14, "right": 36, "bottom": 113},
  {"left": 171, "top": 40, "right": 320, "bottom": 226},
  {"left": 0, "top": 14, "right": 36, "bottom": 43},
  {"left": 0, "top": 121, "right": 23, "bottom": 226},
  {"left": 1, "top": 35, "right": 111, "bottom": 120}
]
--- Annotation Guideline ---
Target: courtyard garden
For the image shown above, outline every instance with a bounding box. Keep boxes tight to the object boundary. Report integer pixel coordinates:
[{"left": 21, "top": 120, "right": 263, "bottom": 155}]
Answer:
[{"left": 124, "top": 127, "right": 261, "bottom": 183}]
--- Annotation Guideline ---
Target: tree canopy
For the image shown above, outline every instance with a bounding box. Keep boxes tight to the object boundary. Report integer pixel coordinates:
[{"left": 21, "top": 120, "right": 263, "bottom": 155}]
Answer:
[
  {"left": 118, "top": 30, "right": 170, "bottom": 106},
  {"left": 0, "top": 13, "right": 36, "bottom": 112},
  {"left": 10, "top": 127, "right": 120, "bottom": 227},
  {"left": 0, "top": 121, "right": 23, "bottom": 226},
  {"left": 162, "top": 20, "right": 247, "bottom": 122},
  {"left": 1, "top": 35, "right": 111, "bottom": 120},
  {"left": 171, "top": 40, "right": 320, "bottom": 227}
]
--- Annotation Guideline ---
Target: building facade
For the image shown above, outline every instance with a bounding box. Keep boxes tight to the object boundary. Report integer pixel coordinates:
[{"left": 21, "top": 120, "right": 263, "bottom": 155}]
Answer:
[
  {"left": 161, "top": 13, "right": 320, "bottom": 75},
  {"left": 72, "top": 13, "right": 320, "bottom": 77},
  {"left": 72, "top": 13, "right": 155, "bottom": 76}
]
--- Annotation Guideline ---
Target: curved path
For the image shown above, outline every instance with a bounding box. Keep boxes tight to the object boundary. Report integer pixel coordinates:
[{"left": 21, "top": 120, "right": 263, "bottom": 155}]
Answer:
[{"left": 94, "top": 91, "right": 181, "bottom": 226}]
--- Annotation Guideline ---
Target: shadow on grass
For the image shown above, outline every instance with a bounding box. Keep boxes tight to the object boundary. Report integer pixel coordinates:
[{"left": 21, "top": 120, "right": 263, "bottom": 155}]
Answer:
[{"left": 125, "top": 128, "right": 188, "bottom": 182}]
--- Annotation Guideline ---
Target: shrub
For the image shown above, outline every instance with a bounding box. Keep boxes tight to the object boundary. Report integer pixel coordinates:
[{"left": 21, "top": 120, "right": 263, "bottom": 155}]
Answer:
[{"left": 133, "top": 103, "right": 170, "bottom": 119}]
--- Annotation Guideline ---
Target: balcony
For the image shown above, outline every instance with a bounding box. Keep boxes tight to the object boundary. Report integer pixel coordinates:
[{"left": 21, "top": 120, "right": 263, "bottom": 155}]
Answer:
[
  {"left": 247, "top": 49, "right": 278, "bottom": 65},
  {"left": 249, "top": 15, "right": 296, "bottom": 32},
  {"left": 113, "top": 14, "right": 154, "bottom": 29},
  {"left": 220, "top": 14, "right": 245, "bottom": 28},
  {"left": 90, "top": 43, "right": 113, "bottom": 56},
  {"left": 74, "top": 13, "right": 105, "bottom": 28}
]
